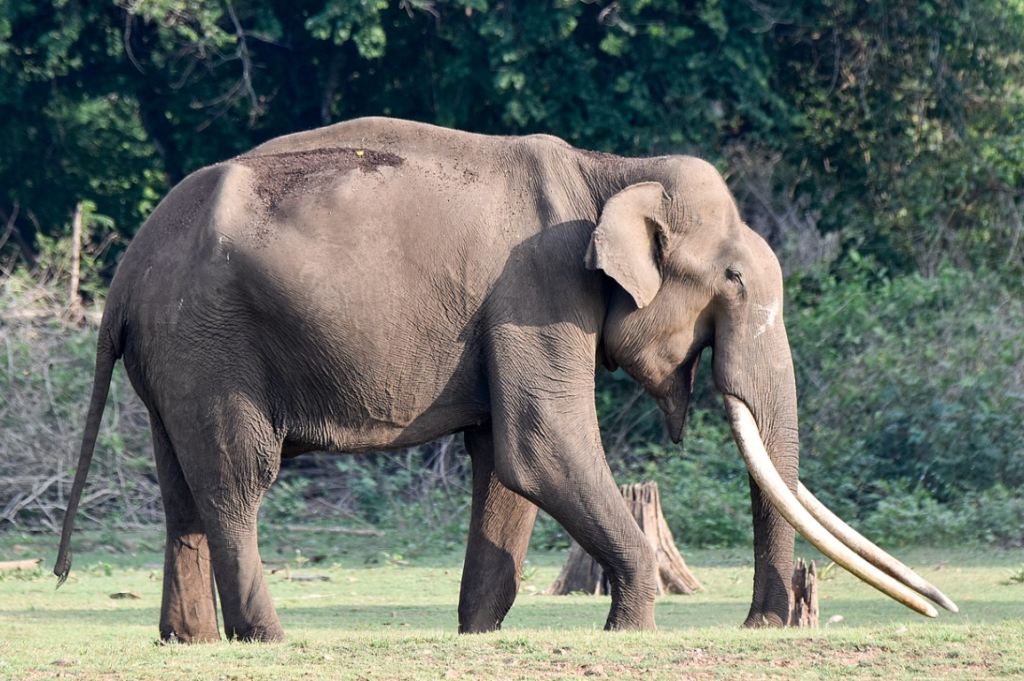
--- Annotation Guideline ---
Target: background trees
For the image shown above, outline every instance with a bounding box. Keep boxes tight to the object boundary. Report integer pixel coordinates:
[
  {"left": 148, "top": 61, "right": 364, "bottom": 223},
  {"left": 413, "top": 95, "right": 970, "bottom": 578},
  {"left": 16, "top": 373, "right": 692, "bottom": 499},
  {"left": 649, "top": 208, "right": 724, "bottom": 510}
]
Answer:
[
  {"left": 2, "top": 0, "right": 1021, "bottom": 546},
  {"left": 3, "top": 0, "right": 1022, "bottom": 275}
]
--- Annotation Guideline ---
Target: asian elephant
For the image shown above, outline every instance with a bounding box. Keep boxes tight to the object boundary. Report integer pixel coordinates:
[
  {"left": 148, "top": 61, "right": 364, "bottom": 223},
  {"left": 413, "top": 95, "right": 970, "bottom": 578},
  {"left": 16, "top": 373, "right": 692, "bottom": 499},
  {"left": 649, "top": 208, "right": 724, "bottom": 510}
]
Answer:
[{"left": 55, "top": 117, "right": 955, "bottom": 642}]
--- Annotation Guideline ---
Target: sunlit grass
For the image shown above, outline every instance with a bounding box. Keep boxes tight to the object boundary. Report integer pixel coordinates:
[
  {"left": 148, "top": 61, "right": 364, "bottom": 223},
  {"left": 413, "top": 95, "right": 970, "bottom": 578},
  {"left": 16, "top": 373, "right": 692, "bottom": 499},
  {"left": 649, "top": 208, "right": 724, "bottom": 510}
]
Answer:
[{"left": 0, "top": 530, "right": 1021, "bottom": 679}]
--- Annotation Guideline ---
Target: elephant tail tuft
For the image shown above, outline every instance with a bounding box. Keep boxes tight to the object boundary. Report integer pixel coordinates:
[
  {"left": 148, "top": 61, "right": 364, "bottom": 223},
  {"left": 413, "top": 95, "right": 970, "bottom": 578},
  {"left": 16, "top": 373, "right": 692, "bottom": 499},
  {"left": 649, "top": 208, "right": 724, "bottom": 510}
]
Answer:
[{"left": 54, "top": 320, "right": 122, "bottom": 588}]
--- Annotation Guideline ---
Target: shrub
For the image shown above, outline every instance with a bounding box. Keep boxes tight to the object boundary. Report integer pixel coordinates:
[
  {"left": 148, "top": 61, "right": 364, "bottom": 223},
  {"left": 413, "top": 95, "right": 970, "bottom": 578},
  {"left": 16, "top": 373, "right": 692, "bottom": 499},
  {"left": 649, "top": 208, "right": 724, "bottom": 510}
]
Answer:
[
  {"left": 4, "top": 259, "right": 1022, "bottom": 551},
  {"left": 0, "top": 273, "right": 158, "bottom": 529},
  {"left": 790, "top": 260, "right": 1024, "bottom": 519}
]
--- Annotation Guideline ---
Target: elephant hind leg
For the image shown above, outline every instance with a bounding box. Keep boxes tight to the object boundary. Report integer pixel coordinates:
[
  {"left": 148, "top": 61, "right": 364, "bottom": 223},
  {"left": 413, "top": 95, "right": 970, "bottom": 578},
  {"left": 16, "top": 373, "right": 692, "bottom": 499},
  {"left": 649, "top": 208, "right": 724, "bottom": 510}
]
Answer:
[
  {"left": 152, "top": 417, "right": 220, "bottom": 643},
  {"left": 201, "top": 516, "right": 284, "bottom": 642},
  {"left": 458, "top": 427, "right": 539, "bottom": 634},
  {"left": 172, "top": 400, "right": 285, "bottom": 642}
]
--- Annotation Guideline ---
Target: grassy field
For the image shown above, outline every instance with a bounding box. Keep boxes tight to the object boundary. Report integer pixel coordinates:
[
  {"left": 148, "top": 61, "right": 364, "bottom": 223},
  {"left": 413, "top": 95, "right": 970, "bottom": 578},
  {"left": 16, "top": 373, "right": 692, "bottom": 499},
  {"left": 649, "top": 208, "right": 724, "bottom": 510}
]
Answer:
[{"left": 0, "top": 528, "right": 1021, "bottom": 680}]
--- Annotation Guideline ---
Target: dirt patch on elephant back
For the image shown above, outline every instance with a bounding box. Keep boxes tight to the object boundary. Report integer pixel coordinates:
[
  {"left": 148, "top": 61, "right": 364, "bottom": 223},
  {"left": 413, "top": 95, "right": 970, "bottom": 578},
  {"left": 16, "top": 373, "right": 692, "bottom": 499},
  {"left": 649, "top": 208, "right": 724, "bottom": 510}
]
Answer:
[
  {"left": 228, "top": 146, "right": 404, "bottom": 243},
  {"left": 232, "top": 146, "right": 404, "bottom": 211}
]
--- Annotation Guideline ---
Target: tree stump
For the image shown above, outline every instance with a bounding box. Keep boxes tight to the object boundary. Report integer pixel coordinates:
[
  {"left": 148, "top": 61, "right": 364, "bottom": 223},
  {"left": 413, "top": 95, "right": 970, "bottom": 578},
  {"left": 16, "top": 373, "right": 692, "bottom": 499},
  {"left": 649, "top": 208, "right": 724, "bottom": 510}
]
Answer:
[
  {"left": 545, "top": 482, "right": 702, "bottom": 596},
  {"left": 788, "top": 558, "right": 819, "bottom": 628}
]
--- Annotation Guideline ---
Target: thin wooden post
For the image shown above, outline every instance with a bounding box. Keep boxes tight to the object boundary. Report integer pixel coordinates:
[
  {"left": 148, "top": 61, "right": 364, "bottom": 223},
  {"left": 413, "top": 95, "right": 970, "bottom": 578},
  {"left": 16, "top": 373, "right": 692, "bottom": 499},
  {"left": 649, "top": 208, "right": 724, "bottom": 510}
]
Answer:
[{"left": 67, "top": 201, "right": 85, "bottom": 323}]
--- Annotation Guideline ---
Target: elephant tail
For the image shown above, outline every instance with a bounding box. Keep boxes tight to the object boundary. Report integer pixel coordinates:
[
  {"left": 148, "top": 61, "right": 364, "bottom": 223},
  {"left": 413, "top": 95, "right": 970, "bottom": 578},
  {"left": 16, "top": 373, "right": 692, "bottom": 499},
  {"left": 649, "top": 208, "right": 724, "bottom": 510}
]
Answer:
[{"left": 54, "top": 319, "right": 122, "bottom": 586}]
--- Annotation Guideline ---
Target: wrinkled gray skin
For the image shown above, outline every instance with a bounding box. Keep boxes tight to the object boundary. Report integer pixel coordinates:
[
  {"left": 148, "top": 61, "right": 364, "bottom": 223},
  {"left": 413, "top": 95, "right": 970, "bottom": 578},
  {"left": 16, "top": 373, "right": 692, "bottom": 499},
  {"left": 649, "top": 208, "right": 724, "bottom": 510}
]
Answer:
[{"left": 56, "top": 118, "right": 799, "bottom": 642}]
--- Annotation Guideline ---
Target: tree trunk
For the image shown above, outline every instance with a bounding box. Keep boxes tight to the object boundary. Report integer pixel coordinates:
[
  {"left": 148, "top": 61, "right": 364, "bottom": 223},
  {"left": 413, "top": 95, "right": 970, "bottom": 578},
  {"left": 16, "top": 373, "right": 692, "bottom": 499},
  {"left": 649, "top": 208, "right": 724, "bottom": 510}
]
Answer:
[
  {"left": 788, "top": 558, "right": 819, "bottom": 628},
  {"left": 546, "top": 481, "right": 702, "bottom": 596}
]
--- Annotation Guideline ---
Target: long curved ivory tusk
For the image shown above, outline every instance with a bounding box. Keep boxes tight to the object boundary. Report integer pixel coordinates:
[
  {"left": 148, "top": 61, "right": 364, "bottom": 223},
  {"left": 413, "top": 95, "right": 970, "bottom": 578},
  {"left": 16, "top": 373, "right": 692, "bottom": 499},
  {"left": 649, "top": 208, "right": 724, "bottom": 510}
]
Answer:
[
  {"left": 723, "top": 395, "right": 939, "bottom": 618},
  {"left": 797, "top": 483, "right": 959, "bottom": 613}
]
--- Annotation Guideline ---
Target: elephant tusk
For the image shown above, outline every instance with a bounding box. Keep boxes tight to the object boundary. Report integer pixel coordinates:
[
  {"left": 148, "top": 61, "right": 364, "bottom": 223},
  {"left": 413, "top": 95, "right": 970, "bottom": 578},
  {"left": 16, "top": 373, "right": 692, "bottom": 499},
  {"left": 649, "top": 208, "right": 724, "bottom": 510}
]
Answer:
[
  {"left": 796, "top": 483, "right": 958, "bottom": 613},
  {"left": 723, "top": 395, "right": 939, "bottom": 619}
]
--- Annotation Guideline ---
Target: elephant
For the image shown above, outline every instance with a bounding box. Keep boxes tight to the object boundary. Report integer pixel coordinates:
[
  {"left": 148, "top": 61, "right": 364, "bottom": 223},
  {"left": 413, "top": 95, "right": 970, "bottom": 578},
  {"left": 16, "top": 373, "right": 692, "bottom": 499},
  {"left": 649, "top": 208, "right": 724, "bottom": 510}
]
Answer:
[{"left": 55, "top": 117, "right": 956, "bottom": 642}]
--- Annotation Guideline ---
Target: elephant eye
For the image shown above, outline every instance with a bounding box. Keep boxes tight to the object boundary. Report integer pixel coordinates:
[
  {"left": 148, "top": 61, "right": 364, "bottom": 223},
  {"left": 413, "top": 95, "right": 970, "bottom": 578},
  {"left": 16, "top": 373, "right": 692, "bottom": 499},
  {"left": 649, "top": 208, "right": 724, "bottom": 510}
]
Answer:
[{"left": 725, "top": 265, "right": 747, "bottom": 298}]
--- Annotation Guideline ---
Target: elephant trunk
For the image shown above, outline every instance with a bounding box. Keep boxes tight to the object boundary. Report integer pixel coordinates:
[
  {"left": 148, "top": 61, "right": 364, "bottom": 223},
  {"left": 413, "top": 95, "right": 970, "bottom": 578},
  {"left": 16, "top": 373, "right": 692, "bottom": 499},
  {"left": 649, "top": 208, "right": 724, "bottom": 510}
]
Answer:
[{"left": 738, "top": 357, "right": 800, "bottom": 627}]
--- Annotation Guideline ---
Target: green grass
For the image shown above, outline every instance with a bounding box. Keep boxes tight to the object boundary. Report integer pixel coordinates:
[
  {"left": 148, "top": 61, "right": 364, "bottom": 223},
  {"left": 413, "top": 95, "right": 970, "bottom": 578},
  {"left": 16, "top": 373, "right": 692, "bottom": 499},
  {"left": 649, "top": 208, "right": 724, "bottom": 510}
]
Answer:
[{"left": 0, "top": 529, "right": 1021, "bottom": 680}]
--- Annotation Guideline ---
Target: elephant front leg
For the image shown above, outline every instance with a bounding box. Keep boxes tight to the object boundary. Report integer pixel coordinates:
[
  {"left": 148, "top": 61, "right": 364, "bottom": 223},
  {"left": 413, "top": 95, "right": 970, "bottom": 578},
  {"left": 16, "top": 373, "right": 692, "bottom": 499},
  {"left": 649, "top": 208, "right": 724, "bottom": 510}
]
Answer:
[
  {"left": 744, "top": 475, "right": 795, "bottom": 627},
  {"left": 486, "top": 365, "right": 658, "bottom": 630},
  {"left": 499, "top": 445, "right": 658, "bottom": 630},
  {"left": 459, "top": 427, "right": 539, "bottom": 634},
  {"left": 537, "top": 475, "right": 658, "bottom": 631}
]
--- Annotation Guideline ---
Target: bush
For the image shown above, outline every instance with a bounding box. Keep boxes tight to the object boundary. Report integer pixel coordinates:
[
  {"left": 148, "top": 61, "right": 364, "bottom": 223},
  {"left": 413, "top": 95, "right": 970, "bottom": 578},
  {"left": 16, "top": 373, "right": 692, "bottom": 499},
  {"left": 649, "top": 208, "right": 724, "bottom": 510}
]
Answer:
[
  {"left": 790, "top": 260, "right": 1024, "bottom": 519},
  {"left": 857, "top": 481, "right": 968, "bottom": 548},
  {"left": 854, "top": 483, "right": 1024, "bottom": 549},
  {"left": 4, "top": 259, "right": 1023, "bottom": 551},
  {"left": 949, "top": 486, "right": 1024, "bottom": 548},
  {"left": 0, "top": 273, "right": 158, "bottom": 529}
]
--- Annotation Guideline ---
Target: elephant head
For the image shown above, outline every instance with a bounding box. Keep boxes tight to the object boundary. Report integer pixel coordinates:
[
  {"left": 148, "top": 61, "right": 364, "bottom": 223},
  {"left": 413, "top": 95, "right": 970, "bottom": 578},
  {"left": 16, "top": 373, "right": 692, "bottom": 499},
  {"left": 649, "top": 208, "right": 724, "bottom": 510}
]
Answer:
[{"left": 586, "top": 158, "right": 956, "bottom": 623}]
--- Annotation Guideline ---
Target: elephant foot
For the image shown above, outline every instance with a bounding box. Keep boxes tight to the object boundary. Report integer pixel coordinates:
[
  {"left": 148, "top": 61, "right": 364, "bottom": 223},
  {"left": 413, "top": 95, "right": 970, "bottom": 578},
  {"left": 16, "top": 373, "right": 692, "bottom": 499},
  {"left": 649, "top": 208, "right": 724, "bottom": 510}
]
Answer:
[
  {"left": 743, "top": 576, "right": 792, "bottom": 628},
  {"left": 743, "top": 586, "right": 792, "bottom": 628},
  {"left": 225, "top": 623, "right": 286, "bottom": 643},
  {"left": 742, "top": 613, "right": 786, "bottom": 628},
  {"left": 159, "top": 628, "right": 222, "bottom": 644},
  {"left": 458, "top": 619, "right": 502, "bottom": 635},
  {"left": 603, "top": 573, "right": 657, "bottom": 631},
  {"left": 604, "top": 598, "right": 657, "bottom": 631},
  {"left": 604, "top": 614, "right": 657, "bottom": 631},
  {"left": 457, "top": 594, "right": 509, "bottom": 634}
]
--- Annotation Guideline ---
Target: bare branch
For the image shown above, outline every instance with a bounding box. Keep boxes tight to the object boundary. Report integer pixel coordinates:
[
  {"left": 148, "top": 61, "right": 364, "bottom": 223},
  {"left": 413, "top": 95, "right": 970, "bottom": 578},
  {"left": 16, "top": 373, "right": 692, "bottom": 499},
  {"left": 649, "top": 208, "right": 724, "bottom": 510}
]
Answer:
[
  {"left": 223, "top": 0, "right": 262, "bottom": 126},
  {"left": 0, "top": 202, "right": 18, "bottom": 254},
  {"left": 123, "top": 10, "right": 146, "bottom": 74}
]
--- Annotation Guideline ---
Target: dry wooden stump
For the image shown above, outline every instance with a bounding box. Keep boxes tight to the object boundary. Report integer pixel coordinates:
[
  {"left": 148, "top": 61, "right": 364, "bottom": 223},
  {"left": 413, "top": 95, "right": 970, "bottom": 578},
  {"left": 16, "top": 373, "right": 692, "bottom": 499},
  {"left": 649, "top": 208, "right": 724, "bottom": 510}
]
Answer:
[
  {"left": 545, "top": 482, "right": 702, "bottom": 596},
  {"left": 788, "top": 557, "right": 819, "bottom": 628}
]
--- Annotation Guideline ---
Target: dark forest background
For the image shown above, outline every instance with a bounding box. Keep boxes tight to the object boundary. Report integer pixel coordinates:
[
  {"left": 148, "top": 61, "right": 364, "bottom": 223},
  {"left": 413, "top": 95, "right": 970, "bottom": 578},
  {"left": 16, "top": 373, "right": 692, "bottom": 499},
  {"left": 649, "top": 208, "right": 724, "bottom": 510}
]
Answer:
[{"left": 1, "top": 0, "right": 1022, "bottom": 550}]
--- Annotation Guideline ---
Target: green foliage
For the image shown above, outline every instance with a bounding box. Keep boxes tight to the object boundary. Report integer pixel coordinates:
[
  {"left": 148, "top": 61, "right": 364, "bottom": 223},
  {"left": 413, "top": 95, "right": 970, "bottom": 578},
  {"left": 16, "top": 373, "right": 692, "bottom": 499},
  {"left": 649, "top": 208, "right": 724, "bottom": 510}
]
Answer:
[
  {"left": 5, "top": 262, "right": 1024, "bottom": 550},
  {"left": 3, "top": 0, "right": 1022, "bottom": 278},
  {"left": 32, "top": 200, "right": 117, "bottom": 296},
  {"left": 775, "top": 0, "right": 1024, "bottom": 273},
  {"left": 856, "top": 481, "right": 968, "bottom": 548},
  {"left": 0, "top": 1, "right": 168, "bottom": 262},
  {"left": 790, "top": 259, "right": 1024, "bottom": 522},
  {"left": 263, "top": 448, "right": 471, "bottom": 554},
  {"left": 857, "top": 484, "right": 1023, "bottom": 549},
  {"left": 261, "top": 478, "right": 312, "bottom": 522}
]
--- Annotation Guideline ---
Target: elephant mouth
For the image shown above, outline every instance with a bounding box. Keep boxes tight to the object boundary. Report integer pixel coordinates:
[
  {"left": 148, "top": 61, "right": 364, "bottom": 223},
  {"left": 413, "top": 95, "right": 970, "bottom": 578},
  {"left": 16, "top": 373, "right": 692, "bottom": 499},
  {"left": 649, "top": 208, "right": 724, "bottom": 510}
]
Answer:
[
  {"left": 658, "top": 347, "right": 705, "bottom": 444},
  {"left": 723, "top": 395, "right": 959, "bottom": 618}
]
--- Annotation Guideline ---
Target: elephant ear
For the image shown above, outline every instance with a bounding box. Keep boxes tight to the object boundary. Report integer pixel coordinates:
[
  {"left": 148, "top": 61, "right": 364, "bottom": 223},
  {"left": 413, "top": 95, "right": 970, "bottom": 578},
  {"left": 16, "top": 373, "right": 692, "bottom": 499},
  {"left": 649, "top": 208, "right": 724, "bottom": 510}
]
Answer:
[{"left": 585, "top": 182, "right": 669, "bottom": 309}]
